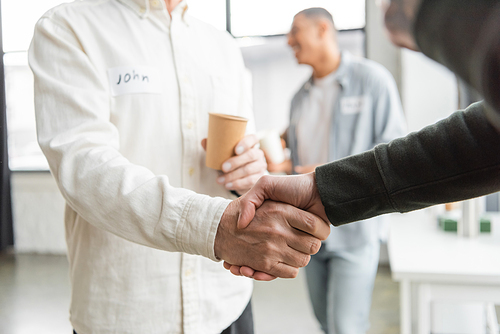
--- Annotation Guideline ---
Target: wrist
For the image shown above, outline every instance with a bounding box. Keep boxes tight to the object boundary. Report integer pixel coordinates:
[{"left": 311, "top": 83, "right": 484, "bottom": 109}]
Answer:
[{"left": 214, "top": 199, "right": 239, "bottom": 261}]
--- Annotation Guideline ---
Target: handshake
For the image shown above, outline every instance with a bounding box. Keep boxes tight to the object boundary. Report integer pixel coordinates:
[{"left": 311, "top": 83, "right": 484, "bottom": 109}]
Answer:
[{"left": 214, "top": 172, "right": 330, "bottom": 281}]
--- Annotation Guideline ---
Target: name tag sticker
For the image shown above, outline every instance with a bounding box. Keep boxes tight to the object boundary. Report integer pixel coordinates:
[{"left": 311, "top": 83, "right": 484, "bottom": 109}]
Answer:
[
  {"left": 340, "top": 96, "right": 366, "bottom": 115},
  {"left": 107, "top": 66, "right": 161, "bottom": 96}
]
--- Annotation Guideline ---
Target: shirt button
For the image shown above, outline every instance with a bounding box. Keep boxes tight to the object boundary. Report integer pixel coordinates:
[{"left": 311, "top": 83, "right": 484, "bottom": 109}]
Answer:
[
  {"left": 188, "top": 168, "right": 195, "bottom": 176},
  {"left": 152, "top": 0, "right": 160, "bottom": 6},
  {"left": 182, "top": 76, "right": 190, "bottom": 84},
  {"left": 139, "top": 8, "right": 146, "bottom": 13},
  {"left": 186, "top": 121, "right": 194, "bottom": 129},
  {"left": 185, "top": 269, "right": 192, "bottom": 277}
]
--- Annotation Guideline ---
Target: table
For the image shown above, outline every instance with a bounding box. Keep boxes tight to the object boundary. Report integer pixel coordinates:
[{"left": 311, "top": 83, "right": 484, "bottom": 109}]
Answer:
[{"left": 388, "top": 209, "right": 500, "bottom": 334}]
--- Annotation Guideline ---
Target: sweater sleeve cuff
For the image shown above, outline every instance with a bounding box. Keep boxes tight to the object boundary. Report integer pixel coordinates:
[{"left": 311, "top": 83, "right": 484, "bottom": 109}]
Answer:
[{"left": 315, "top": 150, "right": 394, "bottom": 226}]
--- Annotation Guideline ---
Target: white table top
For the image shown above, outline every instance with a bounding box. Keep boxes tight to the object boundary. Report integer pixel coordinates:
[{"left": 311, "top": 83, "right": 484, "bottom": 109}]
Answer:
[{"left": 388, "top": 209, "right": 500, "bottom": 284}]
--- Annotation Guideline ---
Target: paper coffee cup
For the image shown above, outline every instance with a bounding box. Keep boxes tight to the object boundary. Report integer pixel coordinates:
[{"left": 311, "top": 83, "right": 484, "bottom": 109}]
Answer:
[
  {"left": 206, "top": 113, "right": 248, "bottom": 170},
  {"left": 259, "top": 129, "right": 285, "bottom": 164}
]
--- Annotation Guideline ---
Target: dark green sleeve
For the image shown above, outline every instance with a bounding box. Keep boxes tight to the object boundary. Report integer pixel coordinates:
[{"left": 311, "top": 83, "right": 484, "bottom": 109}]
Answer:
[{"left": 316, "top": 102, "right": 500, "bottom": 226}]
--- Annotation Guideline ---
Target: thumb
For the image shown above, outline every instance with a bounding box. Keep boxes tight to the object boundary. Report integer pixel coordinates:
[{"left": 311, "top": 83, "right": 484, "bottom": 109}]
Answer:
[
  {"left": 201, "top": 138, "right": 207, "bottom": 151},
  {"left": 238, "top": 199, "right": 256, "bottom": 229},
  {"left": 236, "top": 176, "right": 274, "bottom": 229}
]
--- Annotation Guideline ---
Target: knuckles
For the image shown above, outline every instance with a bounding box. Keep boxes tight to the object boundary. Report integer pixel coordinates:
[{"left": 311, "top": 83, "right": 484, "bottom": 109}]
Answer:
[
  {"left": 300, "top": 213, "right": 329, "bottom": 241},
  {"left": 257, "top": 174, "right": 273, "bottom": 189},
  {"left": 242, "top": 164, "right": 252, "bottom": 175},
  {"left": 264, "top": 201, "right": 279, "bottom": 214},
  {"left": 287, "top": 268, "right": 300, "bottom": 279},
  {"left": 301, "top": 213, "right": 317, "bottom": 234},
  {"left": 309, "top": 239, "right": 321, "bottom": 255},
  {"left": 259, "top": 240, "right": 277, "bottom": 256},
  {"left": 298, "top": 254, "right": 311, "bottom": 268},
  {"left": 247, "top": 148, "right": 259, "bottom": 161},
  {"left": 254, "top": 173, "right": 265, "bottom": 185},
  {"left": 257, "top": 250, "right": 276, "bottom": 273}
]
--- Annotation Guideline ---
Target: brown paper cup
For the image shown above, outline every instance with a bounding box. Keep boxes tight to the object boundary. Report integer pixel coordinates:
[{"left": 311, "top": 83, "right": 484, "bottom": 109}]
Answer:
[{"left": 206, "top": 113, "right": 248, "bottom": 170}]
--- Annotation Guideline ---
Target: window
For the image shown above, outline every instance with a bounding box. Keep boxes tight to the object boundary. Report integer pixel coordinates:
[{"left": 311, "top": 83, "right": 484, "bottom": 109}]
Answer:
[
  {"left": 2, "top": 0, "right": 66, "bottom": 170},
  {"left": 229, "top": 0, "right": 365, "bottom": 37},
  {"left": 4, "top": 52, "right": 48, "bottom": 170},
  {"left": 2, "top": 0, "right": 65, "bottom": 53}
]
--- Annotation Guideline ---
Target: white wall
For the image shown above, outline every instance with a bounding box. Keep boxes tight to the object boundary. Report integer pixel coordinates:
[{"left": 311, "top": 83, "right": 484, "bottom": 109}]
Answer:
[
  {"left": 402, "top": 50, "right": 458, "bottom": 132},
  {"left": 240, "top": 36, "right": 311, "bottom": 133},
  {"left": 364, "top": 0, "right": 458, "bottom": 132},
  {"left": 365, "top": 0, "right": 402, "bottom": 91},
  {"left": 11, "top": 172, "right": 66, "bottom": 254}
]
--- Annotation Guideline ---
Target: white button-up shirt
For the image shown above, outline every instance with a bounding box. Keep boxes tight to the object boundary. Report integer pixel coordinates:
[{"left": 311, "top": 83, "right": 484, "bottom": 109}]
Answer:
[{"left": 29, "top": 0, "right": 254, "bottom": 333}]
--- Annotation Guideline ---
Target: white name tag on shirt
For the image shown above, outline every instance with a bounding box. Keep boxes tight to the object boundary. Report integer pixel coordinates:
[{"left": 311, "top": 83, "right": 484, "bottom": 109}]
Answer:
[
  {"left": 340, "top": 96, "right": 366, "bottom": 115},
  {"left": 107, "top": 66, "right": 161, "bottom": 96}
]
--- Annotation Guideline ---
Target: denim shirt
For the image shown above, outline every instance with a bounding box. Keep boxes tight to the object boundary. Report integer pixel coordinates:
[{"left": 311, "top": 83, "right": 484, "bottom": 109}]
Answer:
[{"left": 287, "top": 52, "right": 407, "bottom": 250}]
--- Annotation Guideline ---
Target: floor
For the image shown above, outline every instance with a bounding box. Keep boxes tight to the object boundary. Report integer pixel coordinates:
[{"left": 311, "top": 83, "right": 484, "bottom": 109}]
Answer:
[
  {"left": 252, "top": 264, "right": 400, "bottom": 334},
  {"left": 0, "top": 253, "right": 72, "bottom": 334},
  {"left": 0, "top": 252, "right": 400, "bottom": 334}
]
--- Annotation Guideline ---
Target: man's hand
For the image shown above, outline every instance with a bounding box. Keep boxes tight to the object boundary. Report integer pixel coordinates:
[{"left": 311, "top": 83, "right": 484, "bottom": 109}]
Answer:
[
  {"left": 239, "top": 173, "right": 328, "bottom": 228},
  {"left": 224, "top": 172, "right": 330, "bottom": 281},
  {"left": 202, "top": 134, "right": 267, "bottom": 195},
  {"left": 214, "top": 196, "right": 330, "bottom": 279}
]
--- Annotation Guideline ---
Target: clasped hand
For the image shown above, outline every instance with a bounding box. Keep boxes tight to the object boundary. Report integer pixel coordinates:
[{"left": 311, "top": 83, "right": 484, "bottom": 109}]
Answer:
[{"left": 214, "top": 173, "right": 330, "bottom": 281}]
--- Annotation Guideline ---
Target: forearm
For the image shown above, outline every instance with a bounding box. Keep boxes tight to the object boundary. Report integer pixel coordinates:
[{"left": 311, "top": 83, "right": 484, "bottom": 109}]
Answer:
[
  {"left": 316, "top": 102, "right": 500, "bottom": 225},
  {"left": 41, "top": 129, "right": 230, "bottom": 258}
]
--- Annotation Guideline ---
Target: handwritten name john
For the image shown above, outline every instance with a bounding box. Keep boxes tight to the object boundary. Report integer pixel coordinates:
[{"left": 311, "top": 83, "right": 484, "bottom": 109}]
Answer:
[{"left": 116, "top": 70, "right": 149, "bottom": 85}]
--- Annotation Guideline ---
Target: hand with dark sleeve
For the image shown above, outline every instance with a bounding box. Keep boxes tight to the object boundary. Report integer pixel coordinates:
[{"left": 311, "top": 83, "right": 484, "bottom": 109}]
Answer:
[{"left": 225, "top": 102, "right": 500, "bottom": 280}]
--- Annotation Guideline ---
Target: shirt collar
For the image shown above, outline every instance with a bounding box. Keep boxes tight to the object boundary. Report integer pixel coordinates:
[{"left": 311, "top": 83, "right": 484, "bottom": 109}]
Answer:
[
  {"left": 117, "top": 0, "right": 190, "bottom": 23},
  {"left": 304, "top": 51, "right": 353, "bottom": 91}
]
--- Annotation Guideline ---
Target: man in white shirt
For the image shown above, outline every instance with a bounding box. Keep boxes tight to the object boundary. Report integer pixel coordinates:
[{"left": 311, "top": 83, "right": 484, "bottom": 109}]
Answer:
[
  {"left": 29, "top": 1, "right": 329, "bottom": 333},
  {"left": 267, "top": 8, "right": 406, "bottom": 334}
]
